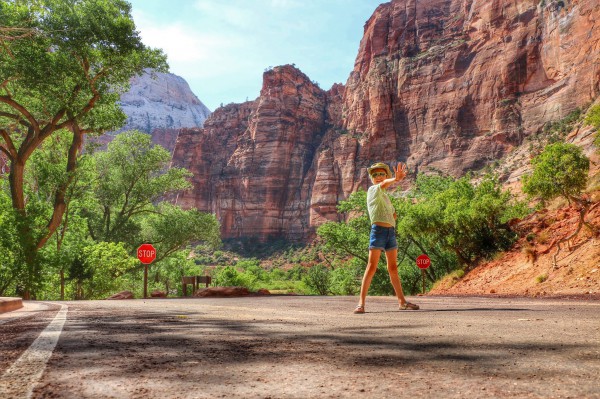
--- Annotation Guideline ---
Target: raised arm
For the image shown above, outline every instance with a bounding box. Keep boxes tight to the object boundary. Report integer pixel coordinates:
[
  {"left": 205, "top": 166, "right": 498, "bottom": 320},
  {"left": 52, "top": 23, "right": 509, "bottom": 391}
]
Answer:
[{"left": 380, "top": 162, "right": 407, "bottom": 189}]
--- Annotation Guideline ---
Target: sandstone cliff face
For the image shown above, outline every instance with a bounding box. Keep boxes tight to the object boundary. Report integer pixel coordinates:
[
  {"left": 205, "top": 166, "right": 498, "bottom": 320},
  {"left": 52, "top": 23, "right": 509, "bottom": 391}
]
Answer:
[
  {"left": 344, "top": 0, "right": 600, "bottom": 175},
  {"left": 172, "top": 0, "right": 600, "bottom": 242},
  {"left": 172, "top": 65, "right": 339, "bottom": 240}
]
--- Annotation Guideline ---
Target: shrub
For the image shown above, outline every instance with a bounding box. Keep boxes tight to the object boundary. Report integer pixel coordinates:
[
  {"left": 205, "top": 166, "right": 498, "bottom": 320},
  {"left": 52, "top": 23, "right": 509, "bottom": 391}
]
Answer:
[
  {"left": 213, "top": 266, "right": 256, "bottom": 289},
  {"left": 584, "top": 104, "right": 600, "bottom": 151},
  {"left": 329, "top": 261, "right": 362, "bottom": 295},
  {"left": 303, "top": 265, "right": 330, "bottom": 295}
]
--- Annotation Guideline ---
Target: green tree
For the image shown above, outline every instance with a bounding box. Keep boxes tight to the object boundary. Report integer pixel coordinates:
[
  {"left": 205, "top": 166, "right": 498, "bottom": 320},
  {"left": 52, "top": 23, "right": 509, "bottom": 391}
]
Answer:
[
  {"left": 522, "top": 142, "right": 596, "bottom": 267},
  {"left": 70, "top": 242, "right": 137, "bottom": 299},
  {"left": 405, "top": 174, "right": 521, "bottom": 267},
  {"left": 522, "top": 143, "right": 590, "bottom": 204},
  {"left": 318, "top": 174, "right": 526, "bottom": 295},
  {"left": 303, "top": 264, "right": 331, "bottom": 295},
  {"left": 584, "top": 104, "right": 600, "bottom": 150},
  {"left": 0, "top": 181, "right": 21, "bottom": 295},
  {"left": 26, "top": 131, "right": 98, "bottom": 299},
  {"left": 86, "top": 131, "right": 193, "bottom": 247},
  {"left": 78, "top": 133, "right": 221, "bottom": 299},
  {"left": 142, "top": 203, "right": 221, "bottom": 263},
  {"left": 0, "top": 0, "right": 167, "bottom": 297}
]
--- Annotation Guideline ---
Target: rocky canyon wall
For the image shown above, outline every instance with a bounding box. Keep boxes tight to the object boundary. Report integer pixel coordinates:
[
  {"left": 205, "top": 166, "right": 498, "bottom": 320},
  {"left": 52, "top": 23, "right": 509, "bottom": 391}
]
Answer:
[
  {"left": 171, "top": 0, "right": 600, "bottom": 242},
  {"left": 344, "top": 0, "right": 600, "bottom": 174}
]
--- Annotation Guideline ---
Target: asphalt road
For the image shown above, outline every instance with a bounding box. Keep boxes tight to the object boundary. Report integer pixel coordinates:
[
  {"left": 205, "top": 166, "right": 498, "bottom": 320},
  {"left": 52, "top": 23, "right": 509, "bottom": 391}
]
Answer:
[{"left": 1, "top": 296, "right": 599, "bottom": 398}]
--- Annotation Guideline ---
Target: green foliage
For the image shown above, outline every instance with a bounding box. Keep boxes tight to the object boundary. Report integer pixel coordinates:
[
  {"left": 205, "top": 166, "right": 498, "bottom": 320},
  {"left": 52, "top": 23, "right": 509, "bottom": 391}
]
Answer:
[
  {"left": 0, "top": 0, "right": 166, "bottom": 131},
  {"left": 0, "top": 184, "right": 22, "bottom": 295},
  {"left": 404, "top": 174, "right": 528, "bottom": 265},
  {"left": 585, "top": 104, "right": 600, "bottom": 130},
  {"left": 142, "top": 203, "right": 221, "bottom": 262},
  {"left": 542, "top": 109, "right": 581, "bottom": 142},
  {"left": 303, "top": 265, "right": 331, "bottom": 295},
  {"left": 317, "top": 190, "right": 369, "bottom": 262},
  {"left": 0, "top": 0, "right": 167, "bottom": 296},
  {"left": 318, "top": 173, "right": 527, "bottom": 295},
  {"left": 146, "top": 250, "right": 200, "bottom": 297},
  {"left": 0, "top": 130, "right": 220, "bottom": 298},
  {"left": 584, "top": 104, "right": 600, "bottom": 150},
  {"left": 329, "top": 260, "right": 362, "bottom": 295},
  {"left": 87, "top": 131, "right": 193, "bottom": 245},
  {"left": 68, "top": 242, "right": 138, "bottom": 299},
  {"left": 522, "top": 142, "right": 590, "bottom": 203},
  {"left": 528, "top": 109, "right": 583, "bottom": 156},
  {"left": 286, "top": 265, "right": 307, "bottom": 280},
  {"left": 213, "top": 266, "right": 256, "bottom": 289}
]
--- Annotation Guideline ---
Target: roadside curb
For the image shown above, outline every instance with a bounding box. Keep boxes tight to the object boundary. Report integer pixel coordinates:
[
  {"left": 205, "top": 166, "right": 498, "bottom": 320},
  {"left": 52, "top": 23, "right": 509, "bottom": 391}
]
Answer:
[{"left": 0, "top": 297, "right": 24, "bottom": 314}]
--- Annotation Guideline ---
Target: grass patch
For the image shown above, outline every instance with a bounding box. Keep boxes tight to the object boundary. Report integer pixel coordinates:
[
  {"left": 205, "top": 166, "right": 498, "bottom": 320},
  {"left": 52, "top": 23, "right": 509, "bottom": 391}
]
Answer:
[
  {"left": 432, "top": 269, "right": 465, "bottom": 291},
  {"left": 535, "top": 273, "right": 548, "bottom": 283}
]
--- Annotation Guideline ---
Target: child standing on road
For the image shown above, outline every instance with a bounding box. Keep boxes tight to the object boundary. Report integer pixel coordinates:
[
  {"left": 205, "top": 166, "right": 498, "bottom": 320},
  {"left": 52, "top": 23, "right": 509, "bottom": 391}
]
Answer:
[{"left": 354, "top": 162, "right": 419, "bottom": 314}]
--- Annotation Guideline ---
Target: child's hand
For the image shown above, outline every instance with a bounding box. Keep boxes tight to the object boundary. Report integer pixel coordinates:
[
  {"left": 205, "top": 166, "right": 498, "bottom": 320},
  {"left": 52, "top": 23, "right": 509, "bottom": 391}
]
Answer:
[{"left": 394, "top": 162, "right": 407, "bottom": 182}]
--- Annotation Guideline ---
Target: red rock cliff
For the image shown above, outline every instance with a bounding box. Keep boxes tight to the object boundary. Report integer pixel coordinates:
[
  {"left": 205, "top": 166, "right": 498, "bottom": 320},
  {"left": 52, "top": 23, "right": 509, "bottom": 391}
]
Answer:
[
  {"left": 344, "top": 0, "right": 600, "bottom": 174},
  {"left": 172, "top": 65, "right": 339, "bottom": 241},
  {"left": 172, "top": 0, "right": 600, "bottom": 242}
]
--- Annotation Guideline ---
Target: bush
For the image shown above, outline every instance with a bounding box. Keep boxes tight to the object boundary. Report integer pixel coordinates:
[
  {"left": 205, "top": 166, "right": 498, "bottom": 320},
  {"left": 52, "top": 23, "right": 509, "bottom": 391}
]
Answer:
[
  {"left": 584, "top": 104, "right": 600, "bottom": 151},
  {"left": 303, "top": 265, "right": 331, "bottom": 295},
  {"left": 286, "top": 265, "right": 307, "bottom": 280},
  {"left": 213, "top": 266, "right": 256, "bottom": 289},
  {"left": 329, "top": 261, "right": 362, "bottom": 295}
]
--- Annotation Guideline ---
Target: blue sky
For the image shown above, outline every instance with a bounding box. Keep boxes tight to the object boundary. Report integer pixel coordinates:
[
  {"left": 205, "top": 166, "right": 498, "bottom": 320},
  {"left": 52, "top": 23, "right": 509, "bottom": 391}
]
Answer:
[{"left": 127, "top": 0, "right": 380, "bottom": 111}]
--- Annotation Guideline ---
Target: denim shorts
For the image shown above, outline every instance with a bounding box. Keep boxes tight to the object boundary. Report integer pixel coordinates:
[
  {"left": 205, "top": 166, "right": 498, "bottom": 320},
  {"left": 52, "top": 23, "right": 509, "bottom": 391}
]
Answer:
[{"left": 369, "top": 225, "right": 397, "bottom": 251}]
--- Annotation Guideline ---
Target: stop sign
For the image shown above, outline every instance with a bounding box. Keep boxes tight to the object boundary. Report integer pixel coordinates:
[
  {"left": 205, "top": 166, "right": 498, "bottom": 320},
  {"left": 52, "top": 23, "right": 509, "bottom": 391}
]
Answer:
[
  {"left": 137, "top": 243, "right": 156, "bottom": 264},
  {"left": 416, "top": 254, "right": 431, "bottom": 269}
]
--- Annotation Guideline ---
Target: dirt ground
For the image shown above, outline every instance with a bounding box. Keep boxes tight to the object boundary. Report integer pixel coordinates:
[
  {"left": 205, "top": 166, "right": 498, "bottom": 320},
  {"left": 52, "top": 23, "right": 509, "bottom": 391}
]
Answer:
[{"left": 429, "top": 197, "right": 600, "bottom": 299}]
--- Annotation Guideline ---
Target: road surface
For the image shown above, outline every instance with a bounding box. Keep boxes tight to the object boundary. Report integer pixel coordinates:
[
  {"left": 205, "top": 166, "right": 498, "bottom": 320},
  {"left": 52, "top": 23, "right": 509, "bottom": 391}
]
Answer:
[{"left": 1, "top": 296, "right": 599, "bottom": 398}]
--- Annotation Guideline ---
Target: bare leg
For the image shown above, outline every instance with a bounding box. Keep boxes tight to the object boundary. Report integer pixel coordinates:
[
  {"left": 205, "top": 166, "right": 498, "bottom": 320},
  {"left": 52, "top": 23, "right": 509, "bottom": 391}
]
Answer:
[
  {"left": 385, "top": 248, "right": 408, "bottom": 306},
  {"left": 357, "top": 249, "right": 381, "bottom": 308}
]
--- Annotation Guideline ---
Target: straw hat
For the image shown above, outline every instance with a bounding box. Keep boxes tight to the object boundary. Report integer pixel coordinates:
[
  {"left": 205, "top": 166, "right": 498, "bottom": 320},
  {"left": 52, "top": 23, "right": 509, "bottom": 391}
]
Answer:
[{"left": 367, "top": 162, "right": 392, "bottom": 178}]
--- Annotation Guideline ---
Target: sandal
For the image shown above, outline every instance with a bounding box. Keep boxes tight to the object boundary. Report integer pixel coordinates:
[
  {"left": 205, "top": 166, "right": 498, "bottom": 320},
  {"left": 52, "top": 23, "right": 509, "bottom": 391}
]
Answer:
[
  {"left": 353, "top": 305, "right": 365, "bottom": 314},
  {"left": 400, "top": 302, "right": 419, "bottom": 310}
]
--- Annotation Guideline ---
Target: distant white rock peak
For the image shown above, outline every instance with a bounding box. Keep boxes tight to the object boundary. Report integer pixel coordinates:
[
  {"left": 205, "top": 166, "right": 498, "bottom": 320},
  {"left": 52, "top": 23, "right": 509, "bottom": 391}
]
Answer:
[{"left": 117, "top": 69, "right": 211, "bottom": 133}]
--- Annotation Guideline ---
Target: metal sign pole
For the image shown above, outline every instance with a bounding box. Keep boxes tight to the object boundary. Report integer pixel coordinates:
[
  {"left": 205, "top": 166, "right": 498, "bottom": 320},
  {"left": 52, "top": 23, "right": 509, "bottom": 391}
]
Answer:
[{"left": 144, "top": 264, "right": 148, "bottom": 299}]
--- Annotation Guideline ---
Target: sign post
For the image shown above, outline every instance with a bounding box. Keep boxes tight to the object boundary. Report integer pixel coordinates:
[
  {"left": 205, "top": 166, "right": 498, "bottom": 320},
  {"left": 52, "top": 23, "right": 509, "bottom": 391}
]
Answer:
[
  {"left": 137, "top": 243, "right": 156, "bottom": 298},
  {"left": 416, "top": 254, "right": 431, "bottom": 295}
]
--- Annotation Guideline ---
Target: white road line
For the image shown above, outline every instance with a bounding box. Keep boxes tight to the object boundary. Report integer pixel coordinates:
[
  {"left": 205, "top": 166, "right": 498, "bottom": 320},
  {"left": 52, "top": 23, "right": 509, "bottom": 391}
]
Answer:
[{"left": 0, "top": 304, "right": 68, "bottom": 399}]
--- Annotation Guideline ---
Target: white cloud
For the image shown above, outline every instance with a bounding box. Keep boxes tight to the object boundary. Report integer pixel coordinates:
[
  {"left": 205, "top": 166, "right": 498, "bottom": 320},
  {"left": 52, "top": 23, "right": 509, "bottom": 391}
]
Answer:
[
  {"left": 128, "top": 1, "right": 376, "bottom": 110},
  {"left": 133, "top": 9, "right": 248, "bottom": 77}
]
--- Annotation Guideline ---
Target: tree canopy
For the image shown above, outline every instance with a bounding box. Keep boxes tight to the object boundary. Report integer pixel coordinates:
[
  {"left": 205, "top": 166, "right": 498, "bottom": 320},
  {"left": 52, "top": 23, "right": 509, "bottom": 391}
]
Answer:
[
  {"left": 522, "top": 142, "right": 589, "bottom": 204},
  {"left": 0, "top": 0, "right": 168, "bottom": 296}
]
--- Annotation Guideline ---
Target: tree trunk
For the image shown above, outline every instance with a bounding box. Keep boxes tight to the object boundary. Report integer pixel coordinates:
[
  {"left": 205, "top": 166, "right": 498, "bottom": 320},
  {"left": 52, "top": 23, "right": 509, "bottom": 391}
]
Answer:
[{"left": 552, "top": 199, "right": 591, "bottom": 269}]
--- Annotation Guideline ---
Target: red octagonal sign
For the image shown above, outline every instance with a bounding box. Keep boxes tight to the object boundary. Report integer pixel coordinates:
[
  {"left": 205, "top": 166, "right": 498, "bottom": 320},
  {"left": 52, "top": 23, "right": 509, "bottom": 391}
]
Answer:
[
  {"left": 137, "top": 243, "right": 156, "bottom": 264},
  {"left": 416, "top": 254, "right": 431, "bottom": 269}
]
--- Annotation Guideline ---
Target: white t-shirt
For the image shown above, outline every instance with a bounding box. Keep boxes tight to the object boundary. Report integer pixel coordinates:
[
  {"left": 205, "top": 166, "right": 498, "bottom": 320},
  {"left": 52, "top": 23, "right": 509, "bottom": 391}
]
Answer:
[{"left": 367, "top": 184, "right": 395, "bottom": 226}]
